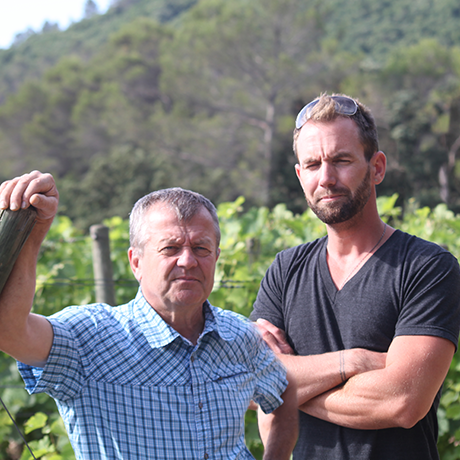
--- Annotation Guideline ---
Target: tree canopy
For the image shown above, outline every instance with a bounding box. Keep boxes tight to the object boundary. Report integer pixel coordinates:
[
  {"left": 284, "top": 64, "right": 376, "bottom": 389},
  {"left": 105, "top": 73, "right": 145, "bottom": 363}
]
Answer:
[{"left": 1, "top": 0, "right": 460, "bottom": 228}]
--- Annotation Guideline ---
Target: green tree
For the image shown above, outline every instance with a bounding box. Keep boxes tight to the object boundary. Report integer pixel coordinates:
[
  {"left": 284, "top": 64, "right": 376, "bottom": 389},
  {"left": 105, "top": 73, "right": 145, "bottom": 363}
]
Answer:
[
  {"left": 160, "top": 0, "right": 326, "bottom": 207},
  {"left": 377, "top": 39, "right": 460, "bottom": 211}
]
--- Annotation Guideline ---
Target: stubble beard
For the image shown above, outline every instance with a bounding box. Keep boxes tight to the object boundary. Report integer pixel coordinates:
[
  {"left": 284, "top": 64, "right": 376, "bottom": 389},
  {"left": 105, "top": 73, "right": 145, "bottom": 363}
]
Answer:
[{"left": 306, "top": 166, "right": 372, "bottom": 225}]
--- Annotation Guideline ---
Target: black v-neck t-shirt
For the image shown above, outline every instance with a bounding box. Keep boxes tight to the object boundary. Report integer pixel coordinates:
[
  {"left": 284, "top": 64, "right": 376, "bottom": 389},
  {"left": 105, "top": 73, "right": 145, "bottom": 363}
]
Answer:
[{"left": 251, "top": 230, "right": 460, "bottom": 460}]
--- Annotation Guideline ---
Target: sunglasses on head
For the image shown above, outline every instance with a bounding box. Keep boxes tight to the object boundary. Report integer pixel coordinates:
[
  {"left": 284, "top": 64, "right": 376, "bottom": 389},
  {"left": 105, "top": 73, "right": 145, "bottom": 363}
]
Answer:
[{"left": 295, "top": 95, "right": 359, "bottom": 130}]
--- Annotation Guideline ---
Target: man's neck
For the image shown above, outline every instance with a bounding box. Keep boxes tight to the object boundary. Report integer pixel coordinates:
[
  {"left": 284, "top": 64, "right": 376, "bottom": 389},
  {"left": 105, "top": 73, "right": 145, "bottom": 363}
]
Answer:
[
  {"left": 155, "top": 304, "right": 205, "bottom": 345},
  {"left": 325, "top": 215, "right": 393, "bottom": 290}
]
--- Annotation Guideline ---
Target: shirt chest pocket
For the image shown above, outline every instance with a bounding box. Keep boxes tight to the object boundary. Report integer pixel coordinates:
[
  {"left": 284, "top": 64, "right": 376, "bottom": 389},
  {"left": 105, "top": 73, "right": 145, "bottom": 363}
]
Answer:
[
  {"left": 209, "top": 364, "right": 252, "bottom": 392},
  {"left": 207, "top": 364, "right": 255, "bottom": 412}
]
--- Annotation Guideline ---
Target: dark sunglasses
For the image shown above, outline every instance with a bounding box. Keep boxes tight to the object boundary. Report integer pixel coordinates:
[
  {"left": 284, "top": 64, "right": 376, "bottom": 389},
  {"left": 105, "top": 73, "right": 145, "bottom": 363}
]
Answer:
[{"left": 295, "top": 95, "right": 358, "bottom": 130}]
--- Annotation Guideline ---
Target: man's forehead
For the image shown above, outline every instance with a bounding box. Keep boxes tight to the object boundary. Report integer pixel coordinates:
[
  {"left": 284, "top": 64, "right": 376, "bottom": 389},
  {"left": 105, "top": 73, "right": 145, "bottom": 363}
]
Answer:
[
  {"left": 146, "top": 207, "right": 216, "bottom": 242},
  {"left": 301, "top": 117, "right": 358, "bottom": 138},
  {"left": 298, "top": 118, "right": 362, "bottom": 152}
]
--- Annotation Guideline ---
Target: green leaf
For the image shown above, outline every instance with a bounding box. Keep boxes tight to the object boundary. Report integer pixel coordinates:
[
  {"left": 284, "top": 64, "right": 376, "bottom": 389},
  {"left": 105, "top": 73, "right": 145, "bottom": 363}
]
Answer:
[{"left": 24, "top": 412, "right": 48, "bottom": 434}]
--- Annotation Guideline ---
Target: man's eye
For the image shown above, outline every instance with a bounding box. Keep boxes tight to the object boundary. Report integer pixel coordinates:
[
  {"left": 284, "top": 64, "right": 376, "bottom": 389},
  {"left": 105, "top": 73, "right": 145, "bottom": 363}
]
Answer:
[
  {"left": 160, "top": 247, "right": 179, "bottom": 255},
  {"left": 194, "top": 247, "right": 212, "bottom": 257}
]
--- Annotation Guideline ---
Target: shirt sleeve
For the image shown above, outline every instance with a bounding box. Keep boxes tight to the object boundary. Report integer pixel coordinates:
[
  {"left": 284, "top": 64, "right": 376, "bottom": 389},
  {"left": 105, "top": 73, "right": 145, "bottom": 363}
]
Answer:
[
  {"left": 395, "top": 251, "right": 460, "bottom": 349},
  {"left": 17, "top": 317, "right": 86, "bottom": 401},
  {"left": 249, "top": 252, "right": 287, "bottom": 330},
  {"left": 247, "top": 323, "right": 288, "bottom": 414}
]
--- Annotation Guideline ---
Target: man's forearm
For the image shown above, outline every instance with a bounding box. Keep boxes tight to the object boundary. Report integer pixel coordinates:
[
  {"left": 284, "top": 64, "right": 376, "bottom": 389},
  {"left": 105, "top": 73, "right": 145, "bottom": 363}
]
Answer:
[
  {"left": 0, "top": 227, "right": 54, "bottom": 366},
  {"left": 300, "top": 367, "right": 400, "bottom": 429},
  {"left": 278, "top": 348, "right": 386, "bottom": 406},
  {"left": 259, "top": 378, "right": 299, "bottom": 460},
  {"left": 300, "top": 336, "right": 454, "bottom": 430}
]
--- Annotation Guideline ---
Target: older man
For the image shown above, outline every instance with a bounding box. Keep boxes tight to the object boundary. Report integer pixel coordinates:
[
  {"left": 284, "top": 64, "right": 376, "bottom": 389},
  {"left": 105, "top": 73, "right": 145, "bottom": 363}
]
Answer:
[
  {"left": 251, "top": 94, "right": 460, "bottom": 459},
  {"left": 0, "top": 171, "right": 297, "bottom": 460}
]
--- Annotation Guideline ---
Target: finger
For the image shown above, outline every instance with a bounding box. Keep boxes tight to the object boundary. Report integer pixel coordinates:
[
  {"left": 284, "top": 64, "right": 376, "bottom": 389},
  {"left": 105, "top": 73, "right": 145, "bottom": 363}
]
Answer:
[
  {"left": 259, "top": 330, "right": 285, "bottom": 354},
  {"left": 256, "top": 319, "right": 296, "bottom": 355},
  {"left": 0, "top": 171, "right": 42, "bottom": 211},
  {"left": 20, "top": 171, "right": 56, "bottom": 204},
  {"left": 29, "top": 192, "right": 59, "bottom": 221},
  {"left": 247, "top": 400, "right": 258, "bottom": 411},
  {"left": 2, "top": 172, "right": 58, "bottom": 219},
  {"left": 256, "top": 318, "right": 288, "bottom": 343},
  {"left": 0, "top": 176, "right": 25, "bottom": 211}
]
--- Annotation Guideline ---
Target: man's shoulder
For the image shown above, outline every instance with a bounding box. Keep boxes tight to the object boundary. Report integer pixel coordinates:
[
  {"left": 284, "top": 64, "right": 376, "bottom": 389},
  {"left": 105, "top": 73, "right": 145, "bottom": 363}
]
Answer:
[
  {"left": 390, "top": 229, "right": 457, "bottom": 261},
  {"left": 209, "top": 304, "right": 250, "bottom": 327},
  {"left": 384, "top": 230, "right": 460, "bottom": 283},
  {"left": 273, "top": 235, "right": 327, "bottom": 264},
  {"left": 208, "top": 304, "right": 259, "bottom": 341},
  {"left": 48, "top": 299, "right": 137, "bottom": 333}
]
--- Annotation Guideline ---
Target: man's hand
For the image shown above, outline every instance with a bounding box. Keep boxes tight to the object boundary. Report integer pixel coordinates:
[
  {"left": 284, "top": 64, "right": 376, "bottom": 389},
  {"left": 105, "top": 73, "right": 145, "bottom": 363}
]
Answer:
[
  {"left": 0, "top": 171, "right": 59, "bottom": 223},
  {"left": 255, "top": 318, "right": 295, "bottom": 355}
]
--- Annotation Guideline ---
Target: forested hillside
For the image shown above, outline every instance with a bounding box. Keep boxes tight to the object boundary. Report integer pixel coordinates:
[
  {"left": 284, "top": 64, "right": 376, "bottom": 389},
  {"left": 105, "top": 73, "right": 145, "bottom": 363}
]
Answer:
[
  {"left": 1, "top": 0, "right": 460, "bottom": 228},
  {"left": 0, "top": 0, "right": 197, "bottom": 103}
]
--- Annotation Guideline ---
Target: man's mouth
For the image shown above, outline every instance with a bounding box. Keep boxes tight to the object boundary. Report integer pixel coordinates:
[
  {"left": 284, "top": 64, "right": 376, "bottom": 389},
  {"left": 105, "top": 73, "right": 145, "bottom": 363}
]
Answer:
[{"left": 174, "top": 276, "right": 199, "bottom": 282}]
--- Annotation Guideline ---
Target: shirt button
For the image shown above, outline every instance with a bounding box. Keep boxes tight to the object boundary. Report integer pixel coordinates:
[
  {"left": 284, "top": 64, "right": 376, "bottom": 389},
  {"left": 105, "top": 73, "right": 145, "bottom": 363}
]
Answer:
[
  {"left": 191, "top": 355, "right": 195, "bottom": 362},
  {"left": 204, "top": 454, "right": 209, "bottom": 459},
  {"left": 198, "top": 402, "right": 203, "bottom": 409}
]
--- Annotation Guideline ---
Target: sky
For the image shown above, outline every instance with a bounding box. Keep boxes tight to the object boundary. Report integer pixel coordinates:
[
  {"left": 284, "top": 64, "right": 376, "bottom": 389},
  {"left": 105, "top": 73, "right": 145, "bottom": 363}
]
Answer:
[{"left": 0, "top": 0, "right": 112, "bottom": 49}]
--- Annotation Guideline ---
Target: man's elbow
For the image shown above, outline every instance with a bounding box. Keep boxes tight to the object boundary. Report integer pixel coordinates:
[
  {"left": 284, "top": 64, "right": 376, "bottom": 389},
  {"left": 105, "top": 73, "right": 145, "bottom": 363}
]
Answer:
[{"left": 390, "top": 395, "right": 431, "bottom": 429}]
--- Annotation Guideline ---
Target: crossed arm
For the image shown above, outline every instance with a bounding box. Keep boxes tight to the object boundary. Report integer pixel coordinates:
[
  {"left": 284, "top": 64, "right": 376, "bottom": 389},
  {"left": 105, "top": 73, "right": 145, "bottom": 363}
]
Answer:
[
  {"left": 0, "top": 171, "right": 58, "bottom": 367},
  {"left": 256, "top": 318, "right": 454, "bottom": 431}
]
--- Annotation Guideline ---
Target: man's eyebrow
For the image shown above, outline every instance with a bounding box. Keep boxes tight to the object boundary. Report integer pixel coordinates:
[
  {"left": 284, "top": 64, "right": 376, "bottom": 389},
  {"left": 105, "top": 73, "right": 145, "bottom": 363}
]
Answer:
[
  {"left": 331, "top": 151, "right": 354, "bottom": 158},
  {"left": 157, "top": 236, "right": 213, "bottom": 245},
  {"left": 302, "top": 151, "right": 354, "bottom": 163},
  {"left": 157, "top": 236, "right": 183, "bottom": 245},
  {"left": 193, "top": 238, "right": 214, "bottom": 246}
]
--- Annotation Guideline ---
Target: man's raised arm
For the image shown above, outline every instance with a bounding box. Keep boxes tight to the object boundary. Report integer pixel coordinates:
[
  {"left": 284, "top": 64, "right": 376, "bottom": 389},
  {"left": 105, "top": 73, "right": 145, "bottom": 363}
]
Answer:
[{"left": 0, "top": 171, "right": 59, "bottom": 367}]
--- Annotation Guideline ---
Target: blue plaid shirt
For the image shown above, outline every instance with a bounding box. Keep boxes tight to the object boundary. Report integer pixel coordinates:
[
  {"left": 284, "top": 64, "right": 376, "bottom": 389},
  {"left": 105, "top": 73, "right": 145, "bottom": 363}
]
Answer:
[{"left": 18, "top": 290, "right": 287, "bottom": 460}]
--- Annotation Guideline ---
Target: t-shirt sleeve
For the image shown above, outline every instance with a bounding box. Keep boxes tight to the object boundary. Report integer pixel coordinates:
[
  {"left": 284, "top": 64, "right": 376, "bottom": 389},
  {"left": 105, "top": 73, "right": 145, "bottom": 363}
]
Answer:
[
  {"left": 250, "top": 252, "right": 287, "bottom": 330},
  {"left": 17, "top": 316, "right": 86, "bottom": 401},
  {"left": 395, "top": 251, "right": 460, "bottom": 349},
  {"left": 247, "top": 323, "right": 288, "bottom": 414}
]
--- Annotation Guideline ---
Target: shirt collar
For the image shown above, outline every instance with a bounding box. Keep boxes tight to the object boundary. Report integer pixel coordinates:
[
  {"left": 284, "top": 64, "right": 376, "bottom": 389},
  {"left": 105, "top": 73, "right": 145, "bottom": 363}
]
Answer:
[{"left": 131, "top": 289, "right": 236, "bottom": 349}]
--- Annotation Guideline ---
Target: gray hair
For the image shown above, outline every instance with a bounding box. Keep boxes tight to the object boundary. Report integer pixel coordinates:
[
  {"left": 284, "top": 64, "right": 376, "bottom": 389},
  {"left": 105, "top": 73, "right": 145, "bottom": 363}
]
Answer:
[{"left": 129, "top": 187, "right": 221, "bottom": 254}]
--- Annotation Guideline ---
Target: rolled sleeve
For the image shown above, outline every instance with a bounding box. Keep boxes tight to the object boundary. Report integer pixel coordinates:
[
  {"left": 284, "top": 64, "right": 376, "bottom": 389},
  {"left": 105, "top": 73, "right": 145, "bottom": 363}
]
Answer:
[
  {"left": 250, "top": 327, "right": 288, "bottom": 414},
  {"left": 18, "top": 319, "right": 85, "bottom": 401}
]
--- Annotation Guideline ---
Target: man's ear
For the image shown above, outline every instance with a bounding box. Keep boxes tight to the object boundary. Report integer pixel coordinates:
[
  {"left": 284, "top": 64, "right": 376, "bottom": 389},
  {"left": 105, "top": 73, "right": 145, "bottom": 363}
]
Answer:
[
  {"left": 295, "top": 163, "right": 301, "bottom": 180},
  {"left": 128, "top": 247, "right": 142, "bottom": 282},
  {"left": 372, "top": 151, "right": 387, "bottom": 185}
]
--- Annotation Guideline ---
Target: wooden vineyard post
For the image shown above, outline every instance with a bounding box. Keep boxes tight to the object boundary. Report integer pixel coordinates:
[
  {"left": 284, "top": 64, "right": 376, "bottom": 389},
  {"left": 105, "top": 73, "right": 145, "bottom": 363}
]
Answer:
[
  {"left": 0, "top": 207, "right": 37, "bottom": 295},
  {"left": 90, "top": 224, "right": 116, "bottom": 306}
]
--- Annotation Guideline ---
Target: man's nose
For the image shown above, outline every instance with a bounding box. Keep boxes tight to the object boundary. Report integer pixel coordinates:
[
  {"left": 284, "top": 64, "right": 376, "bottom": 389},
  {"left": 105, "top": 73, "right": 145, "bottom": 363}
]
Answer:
[
  {"left": 319, "top": 163, "right": 337, "bottom": 188},
  {"left": 177, "top": 247, "right": 198, "bottom": 268}
]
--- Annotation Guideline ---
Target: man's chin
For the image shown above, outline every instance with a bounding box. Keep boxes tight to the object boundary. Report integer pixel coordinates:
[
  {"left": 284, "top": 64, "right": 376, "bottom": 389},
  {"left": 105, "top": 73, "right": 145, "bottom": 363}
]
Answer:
[{"left": 309, "top": 204, "right": 347, "bottom": 225}]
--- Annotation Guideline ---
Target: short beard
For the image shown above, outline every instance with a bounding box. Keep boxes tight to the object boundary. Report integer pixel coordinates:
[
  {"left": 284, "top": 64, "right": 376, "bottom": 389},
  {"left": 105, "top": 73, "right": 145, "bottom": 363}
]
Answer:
[{"left": 307, "top": 166, "right": 372, "bottom": 225}]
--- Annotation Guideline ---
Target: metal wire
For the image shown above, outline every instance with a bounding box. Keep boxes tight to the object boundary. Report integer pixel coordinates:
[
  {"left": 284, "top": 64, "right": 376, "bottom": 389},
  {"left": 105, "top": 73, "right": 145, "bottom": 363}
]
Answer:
[{"left": 0, "top": 394, "right": 37, "bottom": 459}]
